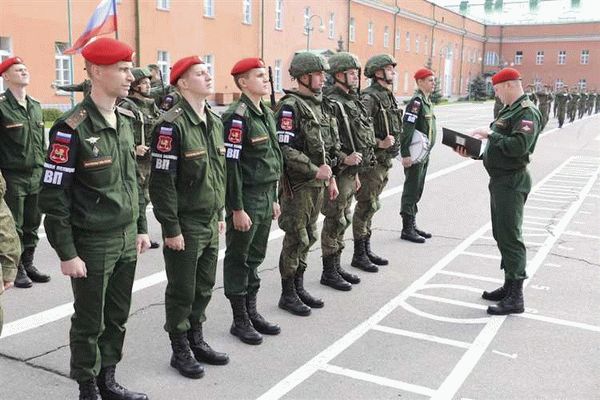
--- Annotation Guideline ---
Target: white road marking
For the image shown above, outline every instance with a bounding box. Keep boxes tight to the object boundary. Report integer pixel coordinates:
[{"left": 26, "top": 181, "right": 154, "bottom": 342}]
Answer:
[
  {"left": 461, "top": 251, "right": 501, "bottom": 260},
  {"left": 371, "top": 325, "right": 471, "bottom": 349},
  {"left": 544, "top": 263, "right": 561, "bottom": 268},
  {"left": 563, "top": 231, "right": 600, "bottom": 240},
  {"left": 437, "top": 270, "right": 503, "bottom": 284},
  {"left": 524, "top": 205, "right": 565, "bottom": 212},
  {"left": 492, "top": 350, "right": 518, "bottom": 359},
  {"left": 557, "top": 245, "right": 574, "bottom": 251}
]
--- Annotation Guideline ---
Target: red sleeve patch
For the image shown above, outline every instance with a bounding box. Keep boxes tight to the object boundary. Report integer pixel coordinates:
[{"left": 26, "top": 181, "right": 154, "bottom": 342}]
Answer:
[
  {"left": 519, "top": 119, "right": 534, "bottom": 134},
  {"left": 228, "top": 127, "right": 243, "bottom": 144},
  {"left": 49, "top": 143, "right": 70, "bottom": 164}
]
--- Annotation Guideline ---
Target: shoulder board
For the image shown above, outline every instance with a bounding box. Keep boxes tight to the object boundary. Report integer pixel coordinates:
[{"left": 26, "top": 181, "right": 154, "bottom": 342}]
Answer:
[
  {"left": 118, "top": 97, "right": 137, "bottom": 111},
  {"left": 65, "top": 108, "right": 88, "bottom": 130},
  {"left": 28, "top": 96, "right": 40, "bottom": 103},
  {"left": 0, "top": 94, "right": 6, "bottom": 102},
  {"left": 521, "top": 99, "right": 535, "bottom": 108},
  {"left": 234, "top": 102, "right": 248, "bottom": 117},
  {"left": 207, "top": 107, "right": 221, "bottom": 120},
  {"left": 163, "top": 106, "right": 184, "bottom": 123},
  {"left": 116, "top": 106, "right": 136, "bottom": 119}
]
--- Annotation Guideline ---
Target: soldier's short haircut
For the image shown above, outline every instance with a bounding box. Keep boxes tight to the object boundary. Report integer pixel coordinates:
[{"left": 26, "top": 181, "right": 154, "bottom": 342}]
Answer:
[{"left": 233, "top": 71, "right": 251, "bottom": 91}]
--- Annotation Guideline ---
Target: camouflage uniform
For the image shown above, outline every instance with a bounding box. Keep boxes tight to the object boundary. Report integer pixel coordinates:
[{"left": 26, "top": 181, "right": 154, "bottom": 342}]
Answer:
[
  {"left": 567, "top": 90, "right": 579, "bottom": 122},
  {"left": 0, "top": 171, "right": 20, "bottom": 335}
]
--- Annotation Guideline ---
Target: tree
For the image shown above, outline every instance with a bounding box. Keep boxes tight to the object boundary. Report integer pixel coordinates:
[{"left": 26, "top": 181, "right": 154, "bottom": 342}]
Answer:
[
  {"left": 431, "top": 77, "right": 443, "bottom": 104},
  {"left": 469, "top": 74, "right": 488, "bottom": 101}
]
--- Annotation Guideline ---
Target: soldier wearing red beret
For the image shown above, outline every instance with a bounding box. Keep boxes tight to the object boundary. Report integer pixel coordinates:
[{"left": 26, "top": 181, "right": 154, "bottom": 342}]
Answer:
[
  {"left": 455, "top": 67, "right": 542, "bottom": 316},
  {"left": 39, "top": 37, "right": 151, "bottom": 400}
]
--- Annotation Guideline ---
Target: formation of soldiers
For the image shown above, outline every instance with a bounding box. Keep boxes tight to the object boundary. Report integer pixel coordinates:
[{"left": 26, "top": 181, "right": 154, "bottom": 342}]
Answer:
[{"left": 0, "top": 36, "right": 578, "bottom": 400}]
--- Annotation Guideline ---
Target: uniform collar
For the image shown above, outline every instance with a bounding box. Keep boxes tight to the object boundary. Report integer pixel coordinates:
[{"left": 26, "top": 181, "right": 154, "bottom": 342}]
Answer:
[
  {"left": 326, "top": 84, "right": 356, "bottom": 100},
  {"left": 417, "top": 89, "right": 431, "bottom": 105},
  {"left": 284, "top": 89, "right": 322, "bottom": 105},
  {"left": 508, "top": 94, "right": 529, "bottom": 111},
  {"left": 83, "top": 95, "right": 118, "bottom": 132},
  {"left": 240, "top": 93, "right": 265, "bottom": 117},
  {"left": 179, "top": 96, "right": 213, "bottom": 126},
  {"left": 3, "top": 88, "right": 31, "bottom": 110}
]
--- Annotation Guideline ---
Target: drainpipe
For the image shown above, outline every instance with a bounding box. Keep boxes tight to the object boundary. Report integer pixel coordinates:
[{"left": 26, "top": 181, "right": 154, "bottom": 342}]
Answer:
[
  {"left": 498, "top": 25, "right": 504, "bottom": 69},
  {"left": 392, "top": 0, "right": 400, "bottom": 59},
  {"left": 347, "top": 0, "right": 351, "bottom": 51},
  {"left": 135, "top": 0, "right": 141, "bottom": 65},
  {"left": 458, "top": 16, "right": 466, "bottom": 95},
  {"left": 260, "top": 0, "right": 264, "bottom": 59},
  {"left": 429, "top": 4, "right": 438, "bottom": 68}
]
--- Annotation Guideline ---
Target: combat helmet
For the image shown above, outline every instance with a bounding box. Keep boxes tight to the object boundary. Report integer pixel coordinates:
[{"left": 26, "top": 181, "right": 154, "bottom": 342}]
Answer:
[
  {"left": 327, "top": 52, "right": 361, "bottom": 75},
  {"left": 364, "top": 54, "right": 396, "bottom": 79},
  {"left": 288, "top": 52, "right": 329, "bottom": 78}
]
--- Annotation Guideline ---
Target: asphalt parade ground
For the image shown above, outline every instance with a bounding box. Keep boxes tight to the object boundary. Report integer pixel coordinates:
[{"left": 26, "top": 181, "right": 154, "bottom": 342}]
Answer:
[{"left": 1, "top": 101, "right": 599, "bottom": 399}]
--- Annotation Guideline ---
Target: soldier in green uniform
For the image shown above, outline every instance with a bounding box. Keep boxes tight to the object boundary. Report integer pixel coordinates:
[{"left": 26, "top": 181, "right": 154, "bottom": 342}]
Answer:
[
  {"left": 493, "top": 96, "right": 504, "bottom": 119},
  {"left": 39, "top": 38, "right": 150, "bottom": 400},
  {"left": 322, "top": 52, "right": 375, "bottom": 291},
  {"left": 119, "top": 67, "right": 162, "bottom": 249},
  {"left": 0, "top": 171, "right": 20, "bottom": 336},
  {"left": 596, "top": 90, "right": 600, "bottom": 113},
  {"left": 535, "top": 85, "right": 551, "bottom": 130},
  {"left": 567, "top": 87, "right": 579, "bottom": 123},
  {"left": 455, "top": 67, "right": 541, "bottom": 315},
  {"left": 149, "top": 56, "right": 229, "bottom": 379},
  {"left": 525, "top": 84, "right": 538, "bottom": 106},
  {"left": 578, "top": 90, "right": 587, "bottom": 119},
  {"left": 587, "top": 90, "right": 596, "bottom": 116},
  {"left": 357, "top": 54, "right": 402, "bottom": 268},
  {"left": 555, "top": 85, "right": 570, "bottom": 128},
  {"left": 275, "top": 52, "right": 342, "bottom": 316},
  {"left": 0, "top": 57, "right": 50, "bottom": 288},
  {"left": 222, "top": 58, "right": 283, "bottom": 345},
  {"left": 52, "top": 79, "right": 92, "bottom": 97},
  {"left": 399, "top": 68, "right": 436, "bottom": 244}
]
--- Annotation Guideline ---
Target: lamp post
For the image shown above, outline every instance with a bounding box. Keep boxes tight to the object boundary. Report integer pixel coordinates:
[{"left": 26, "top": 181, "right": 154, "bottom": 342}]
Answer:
[{"left": 305, "top": 14, "right": 324, "bottom": 51}]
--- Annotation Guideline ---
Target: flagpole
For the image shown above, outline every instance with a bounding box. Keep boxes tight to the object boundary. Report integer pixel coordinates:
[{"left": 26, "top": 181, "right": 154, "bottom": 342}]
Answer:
[
  {"left": 67, "top": 0, "right": 75, "bottom": 108},
  {"left": 113, "top": 0, "right": 119, "bottom": 40}
]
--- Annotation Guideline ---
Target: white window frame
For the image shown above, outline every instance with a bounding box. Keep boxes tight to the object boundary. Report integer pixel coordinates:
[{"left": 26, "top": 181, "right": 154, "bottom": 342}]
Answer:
[
  {"left": 405, "top": 31, "right": 410, "bottom": 52},
  {"left": 243, "top": 0, "right": 252, "bottom": 25},
  {"left": 156, "top": 0, "right": 169, "bottom": 11},
  {"left": 157, "top": 50, "right": 170, "bottom": 83},
  {"left": 328, "top": 13, "right": 335, "bottom": 40},
  {"left": 204, "top": 0, "right": 214, "bottom": 17},
  {"left": 367, "top": 22, "right": 374, "bottom": 46},
  {"left": 515, "top": 50, "right": 523, "bottom": 65},
  {"left": 578, "top": 79, "right": 586, "bottom": 91},
  {"left": 0, "top": 36, "right": 12, "bottom": 92},
  {"left": 536, "top": 51, "right": 544, "bottom": 65},
  {"left": 555, "top": 79, "right": 563, "bottom": 91},
  {"left": 558, "top": 50, "right": 566, "bottom": 65},
  {"left": 415, "top": 34, "right": 420, "bottom": 54},
  {"left": 275, "top": 0, "right": 283, "bottom": 30},
  {"left": 349, "top": 17, "right": 355, "bottom": 42},
  {"left": 54, "top": 42, "right": 72, "bottom": 93},
  {"left": 383, "top": 26, "right": 389, "bottom": 48},
  {"left": 203, "top": 54, "right": 214, "bottom": 78},
  {"left": 274, "top": 59, "right": 282, "bottom": 93},
  {"left": 580, "top": 49, "right": 589, "bottom": 65}
]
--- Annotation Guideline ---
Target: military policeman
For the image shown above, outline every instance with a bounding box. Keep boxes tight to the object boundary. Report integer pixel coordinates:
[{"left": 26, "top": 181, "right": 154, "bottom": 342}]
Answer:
[
  {"left": 322, "top": 51, "right": 375, "bottom": 292},
  {"left": 0, "top": 171, "right": 20, "bottom": 336},
  {"left": 356, "top": 54, "right": 402, "bottom": 268},
  {"left": 455, "top": 67, "right": 541, "bottom": 315},
  {"left": 149, "top": 56, "right": 229, "bottom": 379},
  {"left": 119, "top": 67, "right": 162, "bottom": 249},
  {"left": 555, "top": 85, "right": 570, "bottom": 128},
  {"left": 399, "top": 68, "right": 436, "bottom": 243},
  {"left": 0, "top": 57, "right": 50, "bottom": 288},
  {"left": 222, "top": 58, "right": 283, "bottom": 345},
  {"left": 39, "top": 38, "right": 150, "bottom": 400},
  {"left": 275, "top": 52, "right": 341, "bottom": 316}
]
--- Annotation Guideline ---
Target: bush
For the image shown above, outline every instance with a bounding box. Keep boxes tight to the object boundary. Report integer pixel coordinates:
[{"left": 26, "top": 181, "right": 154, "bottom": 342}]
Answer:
[{"left": 43, "top": 108, "right": 64, "bottom": 123}]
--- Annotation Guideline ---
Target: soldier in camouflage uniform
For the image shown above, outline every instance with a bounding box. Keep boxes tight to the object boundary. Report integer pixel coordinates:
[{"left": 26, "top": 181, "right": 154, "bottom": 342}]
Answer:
[
  {"left": 275, "top": 52, "right": 342, "bottom": 316},
  {"left": 321, "top": 52, "right": 375, "bottom": 293},
  {"left": 587, "top": 90, "right": 596, "bottom": 116},
  {"left": 578, "top": 90, "right": 587, "bottom": 119},
  {"left": 535, "top": 85, "right": 551, "bottom": 130},
  {"left": 567, "top": 87, "right": 579, "bottom": 123},
  {"left": 525, "top": 84, "right": 538, "bottom": 106},
  {"left": 554, "top": 86, "right": 570, "bottom": 128},
  {"left": 0, "top": 171, "right": 20, "bottom": 336},
  {"left": 596, "top": 90, "right": 600, "bottom": 114}
]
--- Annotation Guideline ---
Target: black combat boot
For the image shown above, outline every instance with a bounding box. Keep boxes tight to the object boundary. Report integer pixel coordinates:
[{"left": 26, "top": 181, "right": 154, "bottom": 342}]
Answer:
[
  {"left": 364, "top": 234, "right": 388, "bottom": 266},
  {"left": 400, "top": 214, "right": 425, "bottom": 244},
  {"left": 21, "top": 247, "right": 51, "bottom": 283},
  {"left": 321, "top": 254, "right": 352, "bottom": 291},
  {"left": 229, "top": 295, "right": 263, "bottom": 345},
  {"left": 350, "top": 239, "right": 379, "bottom": 272},
  {"left": 97, "top": 366, "right": 148, "bottom": 400},
  {"left": 294, "top": 269, "right": 324, "bottom": 307},
  {"left": 188, "top": 323, "right": 230, "bottom": 364},
  {"left": 335, "top": 251, "right": 360, "bottom": 284},
  {"left": 487, "top": 279, "right": 525, "bottom": 315},
  {"left": 278, "top": 278, "right": 311, "bottom": 316},
  {"left": 13, "top": 263, "right": 32, "bottom": 288},
  {"left": 482, "top": 280, "right": 508, "bottom": 301},
  {"left": 78, "top": 378, "right": 100, "bottom": 400},
  {"left": 412, "top": 218, "right": 432, "bottom": 239},
  {"left": 246, "top": 292, "right": 281, "bottom": 335},
  {"left": 168, "top": 332, "right": 205, "bottom": 379}
]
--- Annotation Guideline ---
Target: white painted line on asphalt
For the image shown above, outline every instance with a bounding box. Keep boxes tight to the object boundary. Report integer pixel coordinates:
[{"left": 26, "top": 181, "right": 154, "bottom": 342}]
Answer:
[
  {"left": 480, "top": 236, "right": 544, "bottom": 247},
  {"left": 524, "top": 215, "right": 560, "bottom": 221},
  {"left": 372, "top": 324, "right": 472, "bottom": 349},
  {"left": 461, "top": 251, "right": 501, "bottom": 260},
  {"left": 557, "top": 245, "right": 574, "bottom": 251},
  {"left": 544, "top": 263, "right": 561, "bottom": 268},
  {"left": 515, "top": 312, "right": 600, "bottom": 333},
  {"left": 523, "top": 221, "right": 553, "bottom": 226},
  {"left": 522, "top": 233, "right": 551, "bottom": 237},
  {"left": 578, "top": 210, "right": 593, "bottom": 214},
  {"left": 524, "top": 205, "right": 565, "bottom": 212},
  {"left": 437, "top": 270, "right": 503, "bottom": 284},
  {"left": 528, "top": 198, "right": 573, "bottom": 204},
  {"left": 321, "top": 364, "right": 436, "bottom": 397},
  {"left": 400, "top": 300, "right": 489, "bottom": 325},
  {"left": 523, "top": 227, "right": 550, "bottom": 232},
  {"left": 587, "top": 194, "right": 600, "bottom": 199},
  {"left": 411, "top": 293, "right": 486, "bottom": 311},
  {"left": 562, "top": 231, "right": 600, "bottom": 240},
  {"left": 492, "top": 350, "right": 517, "bottom": 359}
]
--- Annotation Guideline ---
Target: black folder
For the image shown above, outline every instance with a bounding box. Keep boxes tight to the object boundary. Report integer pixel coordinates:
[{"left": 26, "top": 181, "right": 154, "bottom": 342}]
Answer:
[{"left": 442, "top": 127, "right": 484, "bottom": 158}]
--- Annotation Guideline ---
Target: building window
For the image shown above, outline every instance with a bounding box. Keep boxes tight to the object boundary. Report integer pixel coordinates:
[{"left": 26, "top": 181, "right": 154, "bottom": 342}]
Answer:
[
  {"left": 403, "top": 71, "right": 409, "bottom": 94},
  {"left": 203, "top": 54, "right": 214, "bottom": 78},
  {"left": 303, "top": 7, "right": 310, "bottom": 35},
  {"left": 514, "top": 50, "right": 523, "bottom": 65},
  {"left": 0, "top": 36, "right": 12, "bottom": 92},
  {"left": 204, "top": 0, "right": 214, "bottom": 17},
  {"left": 243, "top": 0, "right": 252, "bottom": 24},
  {"left": 274, "top": 59, "right": 282, "bottom": 93},
  {"left": 349, "top": 17, "right": 355, "bottom": 42},
  {"left": 555, "top": 79, "right": 564, "bottom": 91},
  {"left": 405, "top": 32, "right": 410, "bottom": 52},
  {"left": 383, "top": 26, "right": 389, "bottom": 48},
  {"left": 275, "top": 0, "right": 283, "bottom": 30},
  {"left": 424, "top": 36, "right": 428, "bottom": 55},
  {"left": 328, "top": 13, "right": 335, "bottom": 40},
  {"left": 415, "top": 34, "right": 420, "bottom": 54},
  {"left": 558, "top": 50, "right": 566, "bottom": 65},
  {"left": 54, "top": 42, "right": 71, "bottom": 89},
  {"left": 395, "top": 29, "right": 400, "bottom": 50},
  {"left": 367, "top": 22, "right": 374, "bottom": 46},
  {"left": 536, "top": 51, "right": 544, "bottom": 65},
  {"left": 157, "top": 50, "right": 170, "bottom": 83},
  {"left": 156, "top": 0, "right": 169, "bottom": 10},
  {"left": 578, "top": 79, "right": 586, "bottom": 91},
  {"left": 580, "top": 49, "right": 589, "bottom": 64},
  {"left": 485, "top": 51, "right": 499, "bottom": 66}
]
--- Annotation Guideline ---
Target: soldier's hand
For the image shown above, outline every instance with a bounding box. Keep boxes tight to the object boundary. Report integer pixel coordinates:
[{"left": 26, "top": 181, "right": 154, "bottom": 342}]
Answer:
[
  {"left": 454, "top": 146, "right": 470, "bottom": 158},
  {"left": 61, "top": 257, "right": 87, "bottom": 279},
  {"left": 165, "top": 235, "right": 185, "bottom": 251},
  {"left": 136, "top": 145, "right": 149, "bottom": 156},
  {"left": 315, "top": 164, "right": 333, "bottom": 180},
  {"left": 272, "top": 202, "right": 281, "bottom": 220},
  {"left": 401, "top": 157, "right": 413, "bottom": 168},
  {"left": 355, "top": 175, "right": 362, "bottom": 192},
  {"left": 329, "top": 177, "right": 339, "bottom": 200},
  {"left": 470, "top": 127, "right": 490, "bottom": 140},
  {"left": 233, "top": 210, "right": 252, "bottom": 232},
  {"left": 378, "top": 135, "right": 395, "bottom": 149},
  {"left": 3, "top": 280, "right": 14, "bottom": 290},
  {"left": 218, "top": 221, "right": 226, "bottom": 234},
  {"left": 136, "top": 234, "right": 151, "bottom": 254},
  {"left": 343, "top": 152, "right": 362, "bottom": 166}
]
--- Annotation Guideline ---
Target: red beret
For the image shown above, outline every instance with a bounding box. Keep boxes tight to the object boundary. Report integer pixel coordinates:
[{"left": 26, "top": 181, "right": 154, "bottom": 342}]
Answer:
[
  {"left": 170, "top": 56, "right": 204, "bottom": 86},
  {"left": 231, "top": 58, "right": 265, "bottom": 76},
  {"left": 492, "top": 68, "right": 521, "bottom": 85},
  {"left": 0, "top": 56, "right": 24, "bottom": 75},
  {"left": 82, "top": 38, "right": 134, "bottom": 65},
  {"left": 414, "top": 68, "right": 434, "bottom": 81}
]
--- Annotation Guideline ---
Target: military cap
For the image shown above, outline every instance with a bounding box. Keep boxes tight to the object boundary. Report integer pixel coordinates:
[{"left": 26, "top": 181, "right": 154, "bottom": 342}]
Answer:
[
  {"left": 414, "top": 68, "right": 434, "bottom": 81},
  {"left": 364, "top": 54, "right": 396, "bottom": 78},
  {"left": 131, "top": 67, "right": 151, "bottom": 82},
  {"left": 288, "top": 52, "right": 329, "bottom": 78},
  {"left": 170, "top": 55, "right": 204, "bottom": 85},
  {"left": 491, "top": 67, "right": 521, "bottom": 85},
  {"left": 328, "top": 52, "right": 361, "bottom": 75},
  {"left": 0, "top": 56, "right": 24, "bottom": 76},
  {"left": 147, "top": 63, "right": 159, "bottom": 70},
  {"left": 82, "top": 38, "right": 134, "bottom": 65},
  {"left": 231, "top": 58, "right": 265, "bottom": 76}
]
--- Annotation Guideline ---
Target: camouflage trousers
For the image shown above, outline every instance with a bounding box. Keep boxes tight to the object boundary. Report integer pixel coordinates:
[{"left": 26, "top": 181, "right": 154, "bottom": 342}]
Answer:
[
  {"left": 278, "top": 185, "right": 324, "bottom": 279},
  {"left": 136, "top": 159, "right": 151, "bottom": 206},
  {"left": 353, "top": 163, "right": 390, "bottom": 239},
  {"left": 321, "top": 170, "right": 357, "bottom": 257},
  {"left": 0, "top": 198, "right": 21, "bottom": 336}
]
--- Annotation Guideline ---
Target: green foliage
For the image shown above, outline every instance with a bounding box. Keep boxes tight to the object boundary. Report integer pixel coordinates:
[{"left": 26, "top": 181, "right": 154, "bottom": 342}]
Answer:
[
  {"left": 43, "top": 108, "right": 63, "bottom": 123},
  {"left": 469, "top": 75, "right": 488, "bottom": 101},
  {"left": 431, "top": 79, "right": 443, "bottom": 104}
]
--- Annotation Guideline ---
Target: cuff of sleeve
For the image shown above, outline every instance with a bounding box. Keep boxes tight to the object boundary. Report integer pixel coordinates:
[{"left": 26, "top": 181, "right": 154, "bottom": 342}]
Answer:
[
  {"left": 400, "top": 148, "right": 411, "bottom": 157},
  {"left": 163, "top": 224, "right": 182, "bottom": 238},
  {"left": 308, "top": 163, "right": 320, "bottom": 178},
  {"left": 57, "top": 243, "right": 79, "bottom": 262},
  {"left": 2, "top": 267, "right": 17, "bottom": 282},
  {"left": 137, "top": 222, "right": 148, "bottom": 235}
]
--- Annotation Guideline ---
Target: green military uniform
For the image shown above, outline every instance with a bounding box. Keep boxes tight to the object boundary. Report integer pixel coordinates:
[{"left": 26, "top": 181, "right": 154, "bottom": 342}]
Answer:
[
  {"left": 0, "top": 171, "right": 21, "bottom": 335},
  {"left": 555, "top": 90, "right": 570, "bottom": 128},
  {"left": 578, "top": 92, "right": 587, "bottom": 119},
  {"left": 596, "top": 92, "right": 600, "bottom": 114},
  {"left": 222, "top": 94, "right": 282, "bottom": 297},
  {"left": 149, "top": 97, "right": 225, "bottom": 334},
  {"left": 56, "top": 79, "right": 92, "bottom": 97},
  {"left": 493, "top": 96, "right": 504, "bottom": 119},
  {"left": 568, "top": 91, "right": 579, "bottom": 122},
  {"left": 39, "top": 95, "right": 147, "bottom": 382},
  {"left": 526, "top": 89, "right": 538, "bottom": 106},
  {"left": 0, "top": 88, "right": 48, "bottom": 286},
  {"left": 535, "top": 91, "right": 551, "bottom": 129},
  {"left": 587, "top": 92, "right": 596, "bottom": 116}
]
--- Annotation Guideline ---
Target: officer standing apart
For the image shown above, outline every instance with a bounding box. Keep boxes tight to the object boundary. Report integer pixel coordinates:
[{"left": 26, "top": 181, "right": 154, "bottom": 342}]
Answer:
[
  {"left": 39, "top": 38, "right": 150, "bottom": 400},
  {"left": 322, "top": 52, "right": 373, "bottom": 293},
  {"left": 0, "top": 57, "right": 51, "bottom": 288},
  {"left": 275, "top": 52, "right": 341, "bottom": 316},
  {"left": 555, "top": 85, "right": 570, "bottom": 128},
  {"left": 399, "top": 68, "right": 436, "bottom": 244},
  {"left": 358, "top": 54, "right": 403, "bottom": 268},
  {"left": 455, "top": 67, "right": 541, "bottom": 315},
  {"left": 119, "top": 67, "right": 162, "bottom": 249},
  {"left": 222, "top": 58, "right": 283, "bottom": 345},
  {"left": 0, "top": 171, "right": 20, "bottom": 335},
  {"left": 149, "top": 56, "right": 229, "bottom": 380}
]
